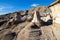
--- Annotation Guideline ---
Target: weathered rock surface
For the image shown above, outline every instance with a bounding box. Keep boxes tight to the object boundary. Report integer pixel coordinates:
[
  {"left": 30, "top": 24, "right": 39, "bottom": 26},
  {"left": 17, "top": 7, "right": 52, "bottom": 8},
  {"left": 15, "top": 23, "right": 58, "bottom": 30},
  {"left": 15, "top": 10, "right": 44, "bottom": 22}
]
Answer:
[
  {"left": 50, "top": 3, "right": 60, "bottom": 40},
  {"left": 0, "top": 5, "right": 59, "bottom": 40}
]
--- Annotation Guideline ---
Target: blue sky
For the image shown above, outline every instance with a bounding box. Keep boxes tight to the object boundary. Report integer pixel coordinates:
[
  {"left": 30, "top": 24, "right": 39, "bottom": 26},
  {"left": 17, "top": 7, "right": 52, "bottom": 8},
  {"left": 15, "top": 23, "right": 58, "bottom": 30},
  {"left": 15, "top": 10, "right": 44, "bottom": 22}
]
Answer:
[{"left": 0, "top": 0, "right": 55, "bottom": 15}]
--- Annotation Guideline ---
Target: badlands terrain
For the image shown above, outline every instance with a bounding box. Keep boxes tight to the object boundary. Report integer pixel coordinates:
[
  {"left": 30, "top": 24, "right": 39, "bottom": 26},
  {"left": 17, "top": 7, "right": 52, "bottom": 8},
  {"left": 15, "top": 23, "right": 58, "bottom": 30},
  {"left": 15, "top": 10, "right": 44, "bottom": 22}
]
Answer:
[{"left": 0, "top": 2, "right": 60, "bottom": 40}]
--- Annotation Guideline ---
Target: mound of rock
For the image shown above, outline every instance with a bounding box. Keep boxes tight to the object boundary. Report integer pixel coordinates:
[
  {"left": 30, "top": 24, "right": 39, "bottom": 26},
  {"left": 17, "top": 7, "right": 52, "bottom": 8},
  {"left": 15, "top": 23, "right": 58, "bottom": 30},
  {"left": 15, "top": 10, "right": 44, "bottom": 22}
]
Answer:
[{"left": 0, "top": 6, "right": 57, "bottom": 40}]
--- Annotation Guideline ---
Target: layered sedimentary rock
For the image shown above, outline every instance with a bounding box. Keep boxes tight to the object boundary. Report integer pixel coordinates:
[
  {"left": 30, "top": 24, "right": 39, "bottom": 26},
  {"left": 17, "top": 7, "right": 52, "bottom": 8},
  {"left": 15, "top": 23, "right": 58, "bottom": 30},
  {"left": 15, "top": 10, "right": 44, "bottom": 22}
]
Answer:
[
  {"left": 0, "top": 5, "right": 59, "bottom": 40},
  {"left": 50, "top": 3, "right": 60, "bottom": 40}
]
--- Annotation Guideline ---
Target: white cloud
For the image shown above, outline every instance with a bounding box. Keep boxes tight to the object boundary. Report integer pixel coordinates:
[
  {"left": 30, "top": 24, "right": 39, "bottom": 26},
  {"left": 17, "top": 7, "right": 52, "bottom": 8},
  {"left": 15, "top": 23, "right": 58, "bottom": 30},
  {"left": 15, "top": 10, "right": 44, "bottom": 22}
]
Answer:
[
  {"left": 31, "top": 4, "right": 39, "bottom": 7},
  {"left": 0, "top": 6, "right": 13, "bottom": 12},
  {"left": 0, "top": 5, "right": 14, "bottom": 15},
  {"left": 0, "top": 7, "right": 4, "bottom": 11}
]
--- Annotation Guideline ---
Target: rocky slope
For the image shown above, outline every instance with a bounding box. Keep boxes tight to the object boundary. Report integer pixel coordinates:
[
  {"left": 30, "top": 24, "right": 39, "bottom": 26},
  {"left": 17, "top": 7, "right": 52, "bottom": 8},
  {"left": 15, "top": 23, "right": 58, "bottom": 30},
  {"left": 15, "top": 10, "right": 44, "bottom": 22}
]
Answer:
[{"left": 0, "top": 6, "right": 57, "bottom": 40}]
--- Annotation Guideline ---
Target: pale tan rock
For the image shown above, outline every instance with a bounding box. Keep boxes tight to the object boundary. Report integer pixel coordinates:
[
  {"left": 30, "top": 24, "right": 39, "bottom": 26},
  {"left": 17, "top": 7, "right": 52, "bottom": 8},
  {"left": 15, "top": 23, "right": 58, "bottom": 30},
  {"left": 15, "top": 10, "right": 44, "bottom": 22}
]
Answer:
[
  {"left": 50, "top": 3, "right": 60, "bottom": 40},
  {"left": 0, "top": 5, "right": 58, "bottom": 40}
]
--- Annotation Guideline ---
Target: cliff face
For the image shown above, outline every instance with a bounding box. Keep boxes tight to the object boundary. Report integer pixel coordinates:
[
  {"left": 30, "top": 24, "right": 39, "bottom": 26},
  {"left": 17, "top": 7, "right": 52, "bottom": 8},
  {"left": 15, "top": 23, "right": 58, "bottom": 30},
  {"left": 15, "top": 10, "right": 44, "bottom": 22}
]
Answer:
[
  {"left": 50, "top": 3, "right": 60, "bottom": 40},
  {"left": 0, "top": 6, "right": 58, "bottom": 40}
]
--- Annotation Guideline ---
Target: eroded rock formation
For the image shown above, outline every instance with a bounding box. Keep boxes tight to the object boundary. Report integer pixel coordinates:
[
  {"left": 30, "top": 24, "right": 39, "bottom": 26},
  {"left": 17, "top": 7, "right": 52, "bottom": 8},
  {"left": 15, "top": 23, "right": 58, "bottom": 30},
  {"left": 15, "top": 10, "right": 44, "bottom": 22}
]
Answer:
[
  {"left": 0, "top": 6, "right": 54, "bottom": 40},
  {"left": 0, "top": 1, "right": 60, "bottom": 40},
  {"left": 50, "top": 3, "right": 60, "bottom": 40}
]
